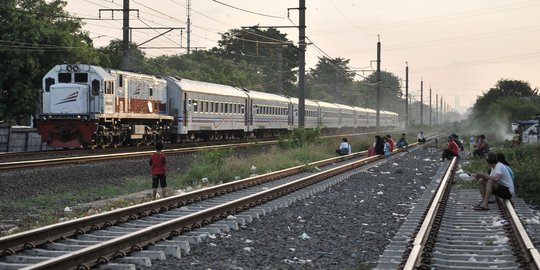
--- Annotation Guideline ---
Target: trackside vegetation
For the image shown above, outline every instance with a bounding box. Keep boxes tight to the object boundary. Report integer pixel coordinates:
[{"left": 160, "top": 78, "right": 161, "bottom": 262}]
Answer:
[
  {"left": 5, "top": 129, "right": 382, "bottom": 232},
  {"left": 461, "top": 142, "right": 540, "bottom": 206}
]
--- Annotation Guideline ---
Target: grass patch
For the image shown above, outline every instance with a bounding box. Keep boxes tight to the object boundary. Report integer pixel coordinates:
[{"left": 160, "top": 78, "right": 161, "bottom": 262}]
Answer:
[{"left": 2, "top": 129, "right": 405, "bottom": 233}]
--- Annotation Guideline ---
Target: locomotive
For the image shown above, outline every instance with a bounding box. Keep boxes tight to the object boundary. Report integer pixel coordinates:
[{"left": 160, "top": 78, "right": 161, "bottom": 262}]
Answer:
[{"left": 36, "top": 64, "right": 399, "bottom": 148}]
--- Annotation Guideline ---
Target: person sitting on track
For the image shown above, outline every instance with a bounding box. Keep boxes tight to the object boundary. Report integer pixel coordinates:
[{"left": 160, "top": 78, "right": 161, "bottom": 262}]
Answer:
[
  {"left": 473, "top": 152, "right": 515, "bottom": 211},
  {"left": 335, "top": 138, "right": 352, "bottom": 156},
  {"left": 396, "top": 133, "right": 409, "bottom": 151}
]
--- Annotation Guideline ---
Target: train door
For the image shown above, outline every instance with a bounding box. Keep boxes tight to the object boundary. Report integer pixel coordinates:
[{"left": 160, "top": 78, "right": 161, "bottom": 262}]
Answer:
[
  {"left": 244, "top": 99, "right": 252, "bottom": 132},
  {"left": 183, "top": 92, "right": 188, "bottom": 127},
  {"left": 103, "top": 80, "right": 114, "bottom": 114},
  {"left": 288, "top": 102, "right": 294, "bottom": 128}
]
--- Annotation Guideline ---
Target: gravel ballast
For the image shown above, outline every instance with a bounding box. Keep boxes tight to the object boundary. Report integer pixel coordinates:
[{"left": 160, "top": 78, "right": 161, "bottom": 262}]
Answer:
[
  {"left": 149, "top": 146, "right": 444, "bottom": 269},
  {"left": 0, "top": 145, "right": 449, "bottom": 269}
]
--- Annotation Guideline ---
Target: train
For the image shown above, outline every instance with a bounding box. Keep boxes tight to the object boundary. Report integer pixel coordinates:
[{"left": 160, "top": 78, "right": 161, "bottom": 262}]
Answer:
[{"left": 35, "top": 64, "right": 400, "bottom": 148}]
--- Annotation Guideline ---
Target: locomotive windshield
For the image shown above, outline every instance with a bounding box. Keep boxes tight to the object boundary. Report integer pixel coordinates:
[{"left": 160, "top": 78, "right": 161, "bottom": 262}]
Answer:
[{"left": 58, "top": 73, "right": 71, "bottom": 83}]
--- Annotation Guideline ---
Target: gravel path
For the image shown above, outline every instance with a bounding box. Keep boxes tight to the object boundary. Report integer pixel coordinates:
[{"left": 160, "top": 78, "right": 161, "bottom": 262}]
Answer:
[{"left": 149, "top": 146, "right": 443, "bottom": 270}]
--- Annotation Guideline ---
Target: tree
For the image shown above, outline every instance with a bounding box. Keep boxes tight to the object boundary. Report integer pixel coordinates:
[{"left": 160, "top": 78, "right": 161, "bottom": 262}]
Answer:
[
  {"left": 306, "top": 57, "right": 356, "bottom": 104},
  {"left": 211, "top": 27, "right": 298, "bottom": 96},
  {"left": 0, "top": 0, "right": 98, "bottom": 124},
  {"left": 359, "top": 71, "right": 403, "bottom": 112},
  {"left": 146, "top": 51, "right": 267, "bottom": 88},
  {"left": 96, "top": 40, "right": 148, "bottom": 72},
  {"left": 472, "top": 79, "right": 538, "bottom": 117},
  {"left": 469, "top": 79, "right": 540, "bottom": 133}
]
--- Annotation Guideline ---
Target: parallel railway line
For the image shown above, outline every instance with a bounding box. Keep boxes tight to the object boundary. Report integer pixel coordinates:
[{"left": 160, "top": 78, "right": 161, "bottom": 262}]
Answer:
[
  {"left": 0, "top": 144, "right": 381, "bottom": 269},
  {"left": 376, "top": 157, "right": 540, "bottom": 270},
  {"left": 0, "top": 131, "right": 390, "bottom": 171},
  {"left": 4, "top": 134, "right": 536, "bottom": 269}
]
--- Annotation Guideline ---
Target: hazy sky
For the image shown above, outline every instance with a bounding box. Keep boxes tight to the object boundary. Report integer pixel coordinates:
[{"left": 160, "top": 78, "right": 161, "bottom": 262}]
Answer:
[{"left": 65, "top": 0, "right": 540, "bottom": 113}]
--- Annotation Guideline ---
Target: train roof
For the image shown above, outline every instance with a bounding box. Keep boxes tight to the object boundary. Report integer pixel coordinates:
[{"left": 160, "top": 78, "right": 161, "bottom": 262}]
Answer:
[
  {"left": 50, "top": 64, "right": 114, "bottom": 80},
  {"left": 352, "top": 106, "right": 371, "bottom": 113},
  {"left": 289, "top": 97, "right": 319, "bottom": 107},
  {"left": 164, "top": 77, "right": 248, "bottom": 98},
  {"left": 242, "top": 89, "right": 291, "bottom": 103},
  {"left": 316, "top": 100, "right": 341, "bottom": 110},
  {"left": 335, "top": 104, "right": 356, "bottom": 111}
]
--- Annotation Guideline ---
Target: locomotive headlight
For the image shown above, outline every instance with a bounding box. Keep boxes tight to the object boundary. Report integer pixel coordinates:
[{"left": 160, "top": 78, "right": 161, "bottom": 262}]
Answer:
[
  {"left": 66, "top": 65, "right": 73, "bottom": 72},
  {"left": 72, "top": 65, "right": 79, "bottom": 72}
]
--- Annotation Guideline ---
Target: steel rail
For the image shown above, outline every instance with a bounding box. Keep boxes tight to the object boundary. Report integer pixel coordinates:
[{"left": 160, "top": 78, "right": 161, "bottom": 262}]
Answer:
[
  {"left": 17, "top": 152, "right": 382, "bottom": 269},
  {"left": 0, "top": 144, "right": 378, "bottom": 254},
  {"left": 0, "top": 140, "right": 276, "bottom": 171},
  {"left": 503, "top": 199, "right": 540, "bottom": 269},
  {"left": 403, "top": 156, "right": 458, "bottom": 270},
  {"left": 402, "top": 156, "right": 540, "bottom": 270}
]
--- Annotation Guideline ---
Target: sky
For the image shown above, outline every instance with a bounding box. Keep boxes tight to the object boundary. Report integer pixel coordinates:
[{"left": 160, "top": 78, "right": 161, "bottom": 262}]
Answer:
[{"left": 64, "top": 0, "right": 540, "bottom": 114}]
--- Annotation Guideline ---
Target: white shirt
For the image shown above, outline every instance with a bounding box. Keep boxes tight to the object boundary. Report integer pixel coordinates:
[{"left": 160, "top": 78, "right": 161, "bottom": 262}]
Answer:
[
  {"left": 417, "top": 133, "right": 425, "bottom": 140},
  {"left": 339, "top": 142, "right": 351, "bottom": 154},
  {"left": 491, "top": 162, "right": 515, "bottom": 195}
]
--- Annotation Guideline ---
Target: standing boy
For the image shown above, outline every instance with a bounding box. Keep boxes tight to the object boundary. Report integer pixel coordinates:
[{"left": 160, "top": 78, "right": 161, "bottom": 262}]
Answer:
[{"left": 150, "top": 141, "right": 167, "bottom": 200}]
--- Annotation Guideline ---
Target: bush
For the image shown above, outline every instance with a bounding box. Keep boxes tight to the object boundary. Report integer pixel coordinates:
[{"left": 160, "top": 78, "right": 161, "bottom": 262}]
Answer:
[{"left": 463, "top": 143, "right": 540, "bottom": 207}]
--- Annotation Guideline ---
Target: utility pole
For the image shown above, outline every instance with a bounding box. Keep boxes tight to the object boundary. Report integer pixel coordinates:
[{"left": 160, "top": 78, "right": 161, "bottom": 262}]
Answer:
[
  {"left": 429, "top": 86, "right": 432, "bottom": 126},
  {"left": 420, "top": 78, "right": 423, "bottom": 125},
  {"left": 122, "top": 0, "right": 130, "bottom": 69},
  {"left": 376, "top": 36, "right": 381, "bottom": 129},
  {"left": 440, "top": 95, "right": 444, "bottom": 124},
  {"left": 435, "top": 93, "right": 438, "bottom": 125},
  {"left": 298, "top": 0, "right": 306, "bottom": 128},
  {"left": 186, "top": 0, "right": 191, "bottom": 54},
  {"left": 405, "top": 62, "right": 409, "bottom": 128},
  {"left": 99, "top": 0, "right": 139, "bottom": 70}
]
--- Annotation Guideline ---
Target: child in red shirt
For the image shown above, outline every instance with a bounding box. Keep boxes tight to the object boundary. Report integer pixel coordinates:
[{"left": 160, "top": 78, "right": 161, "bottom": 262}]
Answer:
[{"left": 149, "top": 141, "right": 167, "bottom": 200}]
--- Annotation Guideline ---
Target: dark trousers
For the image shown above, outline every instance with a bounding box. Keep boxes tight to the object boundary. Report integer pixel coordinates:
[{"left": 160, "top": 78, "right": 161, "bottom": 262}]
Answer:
[{"left": 442, "top": 149, "right": 458, "bottom": 160}]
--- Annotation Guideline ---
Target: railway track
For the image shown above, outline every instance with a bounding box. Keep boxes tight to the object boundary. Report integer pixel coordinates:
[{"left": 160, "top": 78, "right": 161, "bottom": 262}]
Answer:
[
  {"left": 0, "top": 130, "right": 390, "bottom": 167},
  {"left": 0, "top": 141, "right": 391, "bottom": 269},
  {"left": 0, "top": 140, "right": 276, "bottom": 171},
  {"left": 376, "top": 157, "right": 540, "bottom": 270}
]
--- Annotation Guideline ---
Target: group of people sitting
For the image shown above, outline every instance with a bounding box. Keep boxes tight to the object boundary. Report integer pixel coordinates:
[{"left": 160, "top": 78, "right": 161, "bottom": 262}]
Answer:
[
  {"left": 336, "top": 133, "right": 410, "bottom": 158},
  {"left": 335, "top": 131, "right": 515, "bottom": 213}
]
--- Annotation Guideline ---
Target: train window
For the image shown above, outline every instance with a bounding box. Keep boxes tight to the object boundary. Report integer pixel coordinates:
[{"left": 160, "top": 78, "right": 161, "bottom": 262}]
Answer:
[
  {"left": 118, "top": 75, "right": 123, "bottom": 87},
  {"left": 91, "top": 79, "right": 100, "bottom": 95},
  {"left": 74, "top": 73, "right": 88, "bottom": 83},
  {"left": 240, "top": 104, "right": 245, "bottom": 114},
  {"left": 58, "top": 73, "right": 71, "bottom": 83},
  {"left": 105, "top": 81, "right": 113, "bottom": 94},
  {"left": 149, "top": 88, "right": 153, "bottom": 97},
  {"left": 193, "top": 100, "right": 198, "bottom": 112},
  {"left": 45, "top": 77, "right": 55, "bottom": 92},
  {"left": 219, "top": 103, "right": 223, "bottom": 113},
  {"left": 215, "top": 102, "right": 219, "bottom": 113},
  {"left": 209, "top": 102, "right": 214, "bottom": 113},
  {"left": 224, "top": 103, "right": 229, "bottom": 114}
]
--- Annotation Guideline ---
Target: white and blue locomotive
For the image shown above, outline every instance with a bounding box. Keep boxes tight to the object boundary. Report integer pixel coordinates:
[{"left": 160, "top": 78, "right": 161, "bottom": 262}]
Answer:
[{"left": 36, "top": 64, "right": 399, "bottom": 148}]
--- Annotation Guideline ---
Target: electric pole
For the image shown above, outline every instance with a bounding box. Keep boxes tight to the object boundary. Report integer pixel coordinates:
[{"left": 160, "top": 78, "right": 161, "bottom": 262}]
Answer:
[
  {"left": 435, "top": 93, "right": 438, "bottom": 125},
  {"left": 405, "top": 62, "right": 409, "bottom": 128},
  {"left": 420, "top": 78, "right": 423, "bottom": 125},
  {"left": 429, "top": 86, "right": 432, "bottom": 126},
  {"left": 376, "top": 36, "right": 381, "bottom": 129},
  {"left": 298, "top": 0, "right": 306, "bottom": 128},
  {"left": 186, "top": 0, "right": 191, "bottom": 54}
]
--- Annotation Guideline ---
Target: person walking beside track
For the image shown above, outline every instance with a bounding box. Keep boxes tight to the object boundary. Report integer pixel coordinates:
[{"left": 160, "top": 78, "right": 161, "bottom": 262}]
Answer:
[{"left": 149, "top": 141, "right": 167, "bottom": 200}]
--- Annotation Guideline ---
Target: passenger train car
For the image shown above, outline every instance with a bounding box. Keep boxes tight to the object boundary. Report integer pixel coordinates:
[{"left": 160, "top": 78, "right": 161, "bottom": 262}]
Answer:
[{"left": 36, "top": 64, "right": 400, "bottom": 148}]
